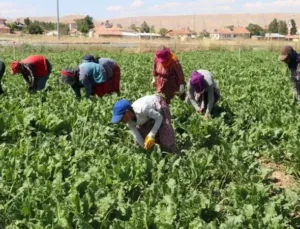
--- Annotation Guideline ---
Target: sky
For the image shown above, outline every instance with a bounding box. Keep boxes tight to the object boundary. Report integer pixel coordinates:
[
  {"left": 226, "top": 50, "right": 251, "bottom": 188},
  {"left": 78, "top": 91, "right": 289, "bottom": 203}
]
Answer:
[{"left": 1, "top": 0, "right": 300, "bottom": 19}]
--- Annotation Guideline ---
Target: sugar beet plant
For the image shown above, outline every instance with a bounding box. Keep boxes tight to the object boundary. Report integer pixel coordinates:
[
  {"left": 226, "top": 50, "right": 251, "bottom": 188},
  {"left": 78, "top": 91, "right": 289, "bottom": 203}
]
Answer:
[{"left": 0, "top": 48, "right": 300, "bottom": 228}]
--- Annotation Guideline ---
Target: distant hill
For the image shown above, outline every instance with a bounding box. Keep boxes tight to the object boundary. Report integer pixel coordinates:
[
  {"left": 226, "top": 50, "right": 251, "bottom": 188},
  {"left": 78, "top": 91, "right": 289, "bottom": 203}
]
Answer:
[
  {"left": 10, "top": 13, "right": 300, "bottom": 32},
  {"left": 10, "top": 15, "right": 88, "bottom": 24}
]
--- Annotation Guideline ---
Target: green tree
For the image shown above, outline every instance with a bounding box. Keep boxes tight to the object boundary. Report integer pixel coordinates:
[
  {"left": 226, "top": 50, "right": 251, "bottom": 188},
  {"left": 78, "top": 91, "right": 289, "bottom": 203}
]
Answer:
[
  {"left": 84, "top": 15, "right": 94, "bottom": 30},
  {"left": 268, "top": 18, "right": 279, "bottom": 33},
  {"left": 150, "top": 25, "right": 156, "bottom": 33},
  {"left": 140, "top": 21, "right": 150, "bottom": 33},
  {"left": 7, "top": 23, "right": 17, "bottom": 33},
  {"left": 24, "top": 17, "right": 32, "bottom": 26},
  {"left": 291, "top": 19, "right": 297, "bottom": 35},
  {"left": 226, "top": 25, "right": 235, "bottom": 31},
  {"left": 199, "top": 29, "right": 210, "bottom": 38},
  {"left": 129, "top": 24, "right": 138, "bottom": 32},
  {"left": 75, "top": 15, "right": 94, "bottom": 34},
  {"left": 27, "top": 22, "right": 44, "bottom": 34},
  {"left": 246, "top": 23, "right": 264, "bottom": 36},
  {"left": 76, "top": 20, "right": 89, "bottom": 33},
  {"left": 278, "top": 20, "right": 288, "bottom": 35},
  {"left": 159, "top": 28, "right": 168, "bottom": 37}
]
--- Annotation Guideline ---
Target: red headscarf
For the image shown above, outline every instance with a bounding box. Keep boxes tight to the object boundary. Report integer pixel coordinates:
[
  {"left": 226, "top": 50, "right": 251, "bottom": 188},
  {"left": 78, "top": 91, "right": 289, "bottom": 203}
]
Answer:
[{"left": 10, "top": 61, "right": 21, "bottom": 74}]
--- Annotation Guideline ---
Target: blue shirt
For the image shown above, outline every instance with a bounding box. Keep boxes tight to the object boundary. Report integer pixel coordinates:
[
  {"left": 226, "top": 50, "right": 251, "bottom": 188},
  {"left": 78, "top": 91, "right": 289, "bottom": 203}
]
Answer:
[{"left": 79, "top": 62, "right": 107, "bottom": 97}]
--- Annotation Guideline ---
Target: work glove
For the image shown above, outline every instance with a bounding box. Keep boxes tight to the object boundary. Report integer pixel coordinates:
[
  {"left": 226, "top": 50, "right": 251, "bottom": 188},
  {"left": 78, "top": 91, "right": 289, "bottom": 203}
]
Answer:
[
  {"left": 144, "top": 134, "right": 155, "bottom": 150},
  {"left": 204, "top": 113, "right": 211, "bottom": 120}
]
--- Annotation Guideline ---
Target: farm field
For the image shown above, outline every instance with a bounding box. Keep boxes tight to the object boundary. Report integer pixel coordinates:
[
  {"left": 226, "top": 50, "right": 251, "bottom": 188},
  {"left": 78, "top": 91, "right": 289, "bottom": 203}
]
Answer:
[{"left": 0, "top": 48, "right": 300, "bottom": 228}]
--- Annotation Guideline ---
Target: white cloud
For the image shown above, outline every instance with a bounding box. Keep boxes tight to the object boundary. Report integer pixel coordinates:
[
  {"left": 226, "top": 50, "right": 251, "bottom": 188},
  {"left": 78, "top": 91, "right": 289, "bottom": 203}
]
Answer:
[
  {"left": 106, "top": 5, "right": 123, "bottom": 12},
  {"left": 0, "top": 2, "right": 34, "bottom": 18},
  {"left": 244, "top": 0, "right": 300, "bottom": 10},
  {"left": 148, "top": 1, "right": 235, "bottom": 14},
  {"left": 131, "top": 0, "right": 144, "bottom": 8},
  {"left": 151, "top": 2, "right": 181, "bottom": 10}
]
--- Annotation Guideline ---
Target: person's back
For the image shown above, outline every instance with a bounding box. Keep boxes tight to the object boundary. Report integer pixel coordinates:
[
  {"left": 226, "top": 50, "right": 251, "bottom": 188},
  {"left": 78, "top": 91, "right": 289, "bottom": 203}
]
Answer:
[
  {"left": 79, "top": 62, "right": 107, "bottom": 84},
  {"left": 98, "top": 58, "right": 115, "bottom": 79}
]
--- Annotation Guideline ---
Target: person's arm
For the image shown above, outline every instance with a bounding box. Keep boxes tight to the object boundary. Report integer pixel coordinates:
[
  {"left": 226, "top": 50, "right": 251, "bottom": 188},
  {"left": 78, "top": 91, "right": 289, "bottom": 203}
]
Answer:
[
  {"left": 79, "top": 66, "right": 92, "bottom": 98},
  {"left": 174, "top": 60, "right": 186, "bottom": 88},
  {"left": 144, "top": 107, "right": 163, "bottom": 138},
  {"left": 71, "top": 85, "right": 82, "bottom": 100},
  {"left": 187, "top": 83, "right": 202, "bottom": 111},
  {"left": 23, "top": 64, "right": 36, "bottom": 90},
  {"left": 128, "top": 121, "right": 144, "bottom": 148},
  {"left": 206, "top": 86, "right": 214, "bottom": 115},
  {"left": 152, "top": 58, "right": 158, "bottom": 87}
]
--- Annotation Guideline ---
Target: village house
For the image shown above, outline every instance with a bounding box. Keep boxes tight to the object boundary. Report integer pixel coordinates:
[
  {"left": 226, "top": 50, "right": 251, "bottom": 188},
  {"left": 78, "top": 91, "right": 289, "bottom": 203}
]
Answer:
[
  {"left": 166, "top": 27, "right": 195, "bottom": 39},
  {"left": 0, "top": 18, "right": 11, "bottom": 34},
  {"left": 93, "top": 25, "right": 161, "bottom": 39},
  {"left": 210, "top": 27, "right": 250, "bottom": 40},
  {"left": 265, "top": 33, "right": 286, "bottom": 41}
]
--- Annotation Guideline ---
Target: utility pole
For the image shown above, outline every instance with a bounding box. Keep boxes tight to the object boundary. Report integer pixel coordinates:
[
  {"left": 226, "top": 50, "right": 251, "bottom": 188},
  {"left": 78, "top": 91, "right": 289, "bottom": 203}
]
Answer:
[
  {"left": 57, "top": 0, "right": 60, "bottom": 40},
  {"left": 193, "top": 13, "right": 196, "bottom": 32}
]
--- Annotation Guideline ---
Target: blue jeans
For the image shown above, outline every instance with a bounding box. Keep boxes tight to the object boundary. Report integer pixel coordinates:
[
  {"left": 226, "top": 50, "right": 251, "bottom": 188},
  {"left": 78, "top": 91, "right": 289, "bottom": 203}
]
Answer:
[
  {"left": 36, "top": 76, "right": 49, "bottom": 91},
  {"left": 36, "top": 61, "right": 51, "bottom": 91}
]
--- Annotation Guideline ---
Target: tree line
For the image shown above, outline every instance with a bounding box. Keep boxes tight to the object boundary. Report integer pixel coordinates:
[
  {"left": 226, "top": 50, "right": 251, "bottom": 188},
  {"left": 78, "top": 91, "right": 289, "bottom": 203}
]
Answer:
[
  {"left": 246, "top": 18, "right": 297, "bottom": 36},
  {"left": 6, "top": 15, "right": 95, "bottom": 35}
]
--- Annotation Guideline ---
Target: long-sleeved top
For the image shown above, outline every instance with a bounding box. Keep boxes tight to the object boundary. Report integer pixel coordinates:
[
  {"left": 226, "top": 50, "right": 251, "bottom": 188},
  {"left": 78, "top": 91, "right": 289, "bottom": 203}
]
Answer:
[
  {"left": 79, "top": 62, "right": 107, "bottom": 97},
  {"left": 186, "top": 69, "right": 218, "bottom": 115},
  {"left": 0, "top": 60, "right": 5, "bottom": 94},
  {"left": 20, "top": 56, "right": 51, "bottom": 90},
  {"left": 0, "top": 60, "right": 5, "bottom": 78},
  {"left": 127, "top": 95, "right": 163, "bottom": 148},
  {"left": 289, "top": 54, "right": 300, "bottom": 79},
  {"left": 152, "top": 57, "right": 185, "bottom": 103},
  {"left": 98, "top": 58, "right": 115, "bottom": 79}
]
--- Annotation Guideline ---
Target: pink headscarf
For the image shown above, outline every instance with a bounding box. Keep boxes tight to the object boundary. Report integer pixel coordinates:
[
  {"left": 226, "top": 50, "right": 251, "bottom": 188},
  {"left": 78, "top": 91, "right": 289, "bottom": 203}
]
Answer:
[{"left": 155, "top": 47, "right": 171, "bottom": 63}]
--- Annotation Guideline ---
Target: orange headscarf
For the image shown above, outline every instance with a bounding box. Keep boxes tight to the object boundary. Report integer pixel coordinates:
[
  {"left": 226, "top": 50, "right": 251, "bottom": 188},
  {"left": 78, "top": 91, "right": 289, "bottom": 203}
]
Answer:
[{"left": 10, "top": 61, "right": 21, "bottom": 74}]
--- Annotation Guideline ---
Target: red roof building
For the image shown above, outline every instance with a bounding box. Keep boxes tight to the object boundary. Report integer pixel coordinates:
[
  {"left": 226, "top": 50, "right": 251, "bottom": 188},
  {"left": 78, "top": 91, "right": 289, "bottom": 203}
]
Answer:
[
  {"left": 0, "top": 18, "right": 11, "bottom": 34},
  {"left": 167, "top": 27, "right": 195, "bottom": 38},
  {"left": 210, "top": 27, "right": 250, "bottom": 40}
]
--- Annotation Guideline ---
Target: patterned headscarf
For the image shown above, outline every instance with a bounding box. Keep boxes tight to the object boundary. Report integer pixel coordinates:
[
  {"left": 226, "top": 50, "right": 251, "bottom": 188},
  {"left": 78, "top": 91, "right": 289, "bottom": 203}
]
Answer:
[
  {"left": 190, "top": 71, "right": 205, "bottom": 93},
  {"left": 155, "top": 47, "right": 171, "bottom": 63},
  {"left": 60, "top": 68, "right": 79, "bottom": 85},
  {"left": 10, "top": 61, "right": 21, "bottom": 74},
  {"left": 155, "top": 47, "right": 178, "bottom": 68}
]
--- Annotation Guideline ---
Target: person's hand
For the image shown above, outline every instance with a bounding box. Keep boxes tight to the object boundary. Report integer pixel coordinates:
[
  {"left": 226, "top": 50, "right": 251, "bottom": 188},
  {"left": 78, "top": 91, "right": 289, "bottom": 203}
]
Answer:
[
  {"left": 144, "top": 134, "right": 155, "bottom": 150},
  {"left": 151, "top": 78, "right": 156, "bottom": 87},
  {"left": 204, "top": 113, "right": 211, "bottom": 120},
  {"left": 198, "top": 108, "right": 204, "bottom": 114}
]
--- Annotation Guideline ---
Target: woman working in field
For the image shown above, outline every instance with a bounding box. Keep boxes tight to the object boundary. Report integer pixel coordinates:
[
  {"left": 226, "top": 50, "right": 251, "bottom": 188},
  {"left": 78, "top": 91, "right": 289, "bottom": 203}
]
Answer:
[
  {"left": 279, "top": 46, "right": 300, "bottom": 104},
  {"left": 152, "top": 46, "right": 185, "bottom": 104},
  {"left": 82, "top": 54, "right": 121, "bottom": 96},
  {"left": 61, "top": 55, "right": 119, "bottom": 99},
  {"left": 0, "top": 59, "right": 5, "bottom": 94},
  {"left": 10, "top": 55, "right": 52, "bottom": 92},
  {"left": 186, "top": 70, "right": 220, "bottom": 119},
  {"left": 111, "top": 94, "right": 178, "bottom": 154}
]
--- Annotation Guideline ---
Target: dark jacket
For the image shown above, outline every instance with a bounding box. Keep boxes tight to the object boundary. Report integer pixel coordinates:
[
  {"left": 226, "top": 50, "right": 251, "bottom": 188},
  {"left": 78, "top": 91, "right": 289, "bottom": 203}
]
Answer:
[{"left": 0, "top": 60, "right": 5, "bottom": 94}]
